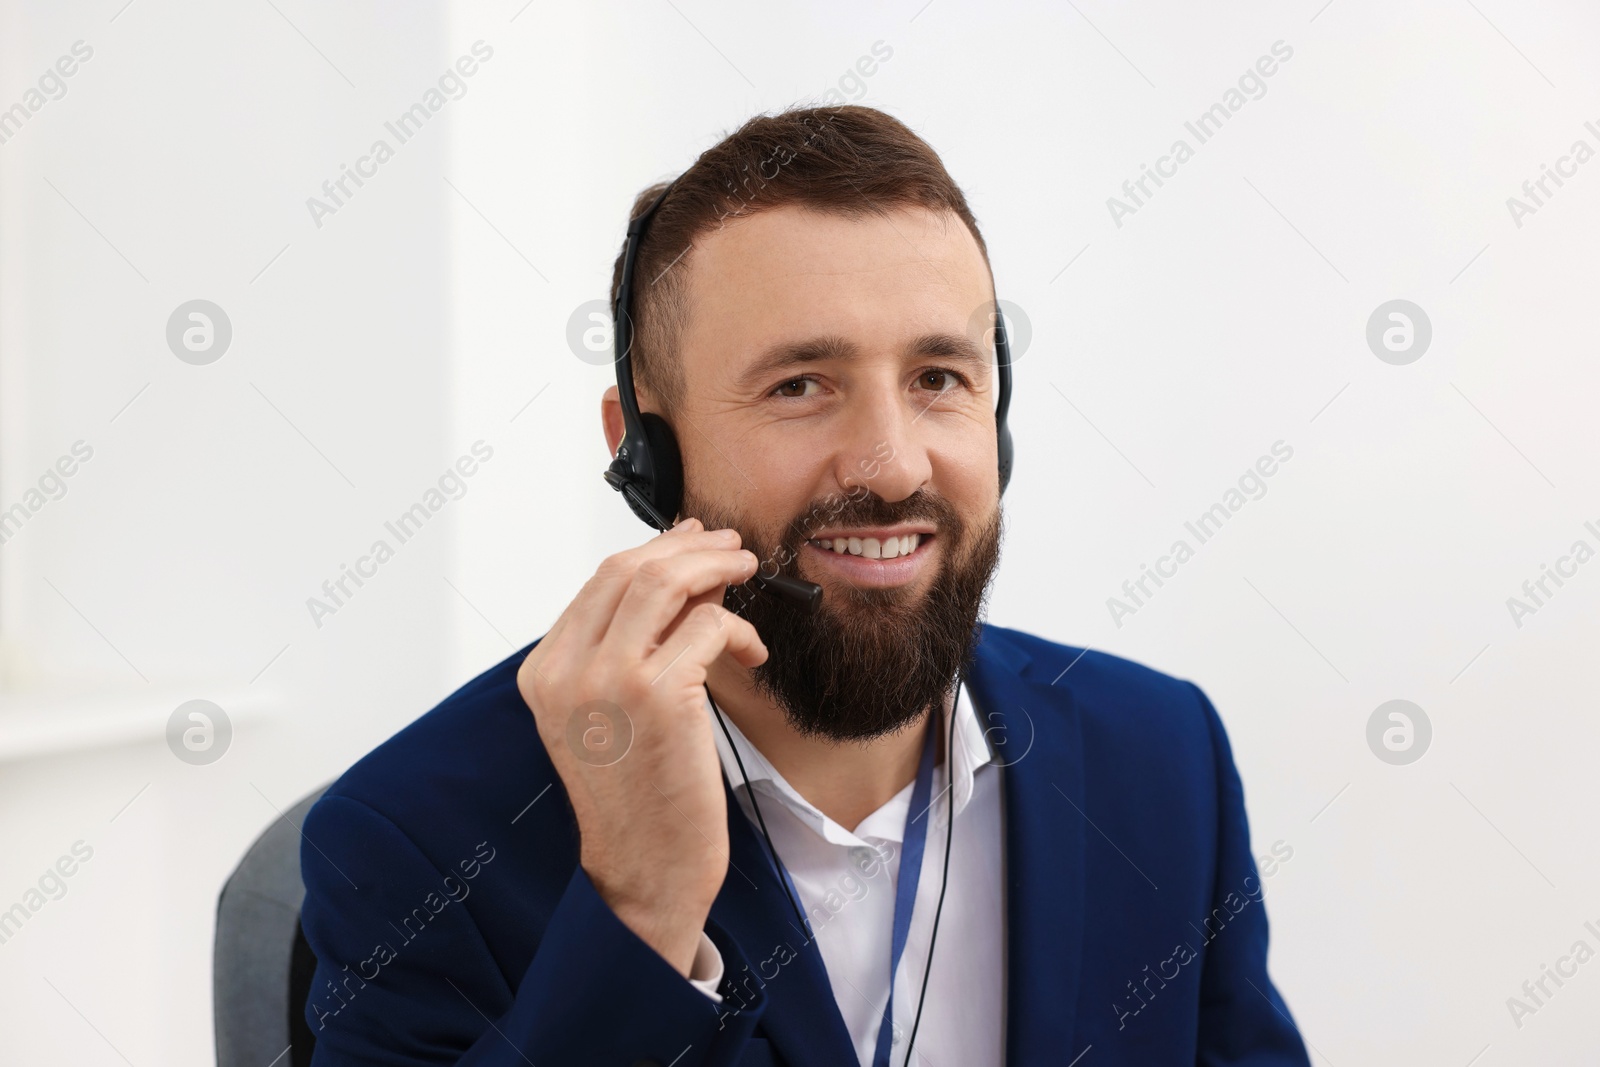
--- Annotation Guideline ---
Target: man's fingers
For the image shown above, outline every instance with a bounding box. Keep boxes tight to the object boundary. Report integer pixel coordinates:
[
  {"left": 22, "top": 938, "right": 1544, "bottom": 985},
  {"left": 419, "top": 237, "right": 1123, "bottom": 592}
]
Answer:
[
  {"left": 660, "top": 583, "right": 732, "bottom": 643},
  {"left": 641, "top": 602, "right": 768, "bottom": 691},
  {"left": 550, "top": 525, "right": 743, "bottom": 651},
  {"left": 600, "top": 548, "right": 760, "bottom": 657}
]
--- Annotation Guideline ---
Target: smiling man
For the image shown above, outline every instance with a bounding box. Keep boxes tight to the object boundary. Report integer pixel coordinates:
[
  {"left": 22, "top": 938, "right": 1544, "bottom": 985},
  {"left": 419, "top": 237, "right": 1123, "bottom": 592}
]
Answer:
[{"left": 297, "top": 105, "right": 1312, "bottom": 1067}]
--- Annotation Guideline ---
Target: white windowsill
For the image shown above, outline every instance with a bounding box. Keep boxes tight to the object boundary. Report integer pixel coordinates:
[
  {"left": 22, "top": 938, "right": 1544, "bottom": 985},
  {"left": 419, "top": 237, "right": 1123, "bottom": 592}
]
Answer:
[{"left": 0, "top": 687, "right": 276, "bottom": 764}]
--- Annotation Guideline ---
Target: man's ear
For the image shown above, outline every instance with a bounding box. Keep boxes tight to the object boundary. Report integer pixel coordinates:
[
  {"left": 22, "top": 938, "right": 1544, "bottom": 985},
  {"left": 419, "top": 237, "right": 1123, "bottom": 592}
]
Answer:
[{"left": 601, "top": 385, "right": 625, "bottom": 457}]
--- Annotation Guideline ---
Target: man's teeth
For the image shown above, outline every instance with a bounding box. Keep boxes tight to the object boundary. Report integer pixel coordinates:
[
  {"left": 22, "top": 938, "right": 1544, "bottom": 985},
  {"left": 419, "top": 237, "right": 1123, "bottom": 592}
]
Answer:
[{"left": 813, "top": 534, "right": 922, "bottom": 559}]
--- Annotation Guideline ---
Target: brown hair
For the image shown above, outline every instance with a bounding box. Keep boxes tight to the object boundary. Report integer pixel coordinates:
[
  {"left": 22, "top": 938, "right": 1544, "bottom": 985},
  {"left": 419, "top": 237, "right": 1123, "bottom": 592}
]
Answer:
[{"left": 610, "top": 104, "right": 993, "bottom": 414}]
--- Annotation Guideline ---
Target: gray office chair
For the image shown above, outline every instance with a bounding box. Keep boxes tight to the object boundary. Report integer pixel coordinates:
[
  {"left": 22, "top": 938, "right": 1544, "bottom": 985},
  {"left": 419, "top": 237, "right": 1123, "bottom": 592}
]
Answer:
[{"left": 214, "top": 783, "right": 330, "bottom": 1067}]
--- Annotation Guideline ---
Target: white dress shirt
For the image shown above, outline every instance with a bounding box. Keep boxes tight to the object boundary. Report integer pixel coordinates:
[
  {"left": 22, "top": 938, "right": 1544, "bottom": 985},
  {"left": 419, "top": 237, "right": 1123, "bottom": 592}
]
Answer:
[{"left": 685, "top": 681, "right": 1005, "bottom": 1067}]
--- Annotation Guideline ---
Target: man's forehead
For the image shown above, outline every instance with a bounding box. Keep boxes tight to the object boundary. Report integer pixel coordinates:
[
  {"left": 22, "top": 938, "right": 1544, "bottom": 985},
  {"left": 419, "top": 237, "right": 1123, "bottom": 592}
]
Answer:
[
  {"left": 676, "top": 202, "right": 993, "bottom": 373},
  {"left": 689, "top": 202, "right": 986, "bottom": 290}
]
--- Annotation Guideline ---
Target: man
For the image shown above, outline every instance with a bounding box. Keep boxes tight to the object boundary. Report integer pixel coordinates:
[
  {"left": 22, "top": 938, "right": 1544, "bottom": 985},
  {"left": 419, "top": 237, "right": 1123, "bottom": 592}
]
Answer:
[{"left": 298, "top": 104, "right": 1312, "bottom": 1066}]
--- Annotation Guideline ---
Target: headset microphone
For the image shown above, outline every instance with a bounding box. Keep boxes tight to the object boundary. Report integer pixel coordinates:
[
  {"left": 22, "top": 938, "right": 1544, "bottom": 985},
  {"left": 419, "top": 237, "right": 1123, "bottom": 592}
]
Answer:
[{"left": 603, "top": 174, "right": 1016, "bottom": 615}]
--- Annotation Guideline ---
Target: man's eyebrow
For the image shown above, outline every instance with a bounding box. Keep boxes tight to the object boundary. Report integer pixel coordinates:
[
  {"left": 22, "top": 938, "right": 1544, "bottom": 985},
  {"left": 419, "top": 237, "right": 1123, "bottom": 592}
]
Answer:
[
  {"left": 735, "top": 332, "right": 989, "bottom": 391},
  {"left": 909, "top": 331, "right": 989, "bottom": 367}
]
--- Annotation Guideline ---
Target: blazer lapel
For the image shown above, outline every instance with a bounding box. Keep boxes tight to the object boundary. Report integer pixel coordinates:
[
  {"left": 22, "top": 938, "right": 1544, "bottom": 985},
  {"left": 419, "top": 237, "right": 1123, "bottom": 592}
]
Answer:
[
  {"left": 707, "top": 772, "right": 857, "bottom": 1067},
  {"left": 966, "top": 626, "right": 1086, "bottom": 1065}
]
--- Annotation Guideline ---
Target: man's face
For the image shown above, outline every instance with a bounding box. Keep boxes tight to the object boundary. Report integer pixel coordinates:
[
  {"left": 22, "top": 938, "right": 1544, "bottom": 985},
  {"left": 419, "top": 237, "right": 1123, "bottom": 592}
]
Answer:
[{"left": 670, "top": 203, "right": 1005, "bottom": 742}]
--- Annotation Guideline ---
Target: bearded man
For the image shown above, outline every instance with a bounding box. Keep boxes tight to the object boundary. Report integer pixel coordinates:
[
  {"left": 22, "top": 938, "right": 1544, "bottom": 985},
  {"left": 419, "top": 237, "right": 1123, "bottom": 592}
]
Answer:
[{"left": 297, "top": 104, "right": 1311, "bottom": 1067}]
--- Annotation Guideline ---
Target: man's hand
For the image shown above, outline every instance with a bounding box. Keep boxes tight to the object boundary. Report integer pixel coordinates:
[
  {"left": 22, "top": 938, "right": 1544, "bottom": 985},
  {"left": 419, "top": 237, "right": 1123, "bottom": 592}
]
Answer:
[{"left": 517, "top": 518, "right": 767, "bottom": 978}]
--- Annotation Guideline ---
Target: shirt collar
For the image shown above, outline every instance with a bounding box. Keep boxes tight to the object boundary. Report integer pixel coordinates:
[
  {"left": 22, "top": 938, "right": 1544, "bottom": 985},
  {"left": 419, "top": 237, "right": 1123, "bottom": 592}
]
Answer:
[{"left": 706, "top": 679, "right": 994, "bottom": 849}]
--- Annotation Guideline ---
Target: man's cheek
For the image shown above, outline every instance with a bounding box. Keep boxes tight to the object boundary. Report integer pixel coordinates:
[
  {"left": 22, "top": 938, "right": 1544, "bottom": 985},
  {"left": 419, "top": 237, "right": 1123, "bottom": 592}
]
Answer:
[{"left": 763, "top": 541, "right": 797, "bottom": 578}]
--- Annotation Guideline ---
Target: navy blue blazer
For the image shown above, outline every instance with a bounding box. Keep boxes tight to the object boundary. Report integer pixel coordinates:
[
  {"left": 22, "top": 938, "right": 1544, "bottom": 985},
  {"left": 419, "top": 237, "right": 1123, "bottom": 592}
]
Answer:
[{"left": 299, "top": 622, "right": 1311, "bottom": 1065}]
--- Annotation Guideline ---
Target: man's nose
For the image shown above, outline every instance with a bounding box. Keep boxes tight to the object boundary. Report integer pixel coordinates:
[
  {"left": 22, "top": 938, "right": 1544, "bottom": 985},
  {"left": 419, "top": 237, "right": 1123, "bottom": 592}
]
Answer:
[{"left": 834, "top": 386, "right": 931, "bottom": 503}]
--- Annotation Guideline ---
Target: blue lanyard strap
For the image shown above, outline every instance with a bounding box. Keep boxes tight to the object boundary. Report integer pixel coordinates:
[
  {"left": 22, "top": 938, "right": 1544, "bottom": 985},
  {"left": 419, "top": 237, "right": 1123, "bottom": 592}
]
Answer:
[
  {"left": 739, "top": 705, "right": 945, "bottom": 1067},
  {"left": 870, "top": 709, "right": 940, "bottom": 1067}
]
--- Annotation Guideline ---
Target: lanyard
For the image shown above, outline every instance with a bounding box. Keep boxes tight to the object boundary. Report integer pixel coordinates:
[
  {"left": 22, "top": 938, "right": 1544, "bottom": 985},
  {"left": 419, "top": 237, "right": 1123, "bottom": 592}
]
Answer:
[
  {"left": 870, "top": 708, "right": 939, "bottom": 1067},
  {"left": 752, "top": 706, "right": 943, "bottom": 1067}
]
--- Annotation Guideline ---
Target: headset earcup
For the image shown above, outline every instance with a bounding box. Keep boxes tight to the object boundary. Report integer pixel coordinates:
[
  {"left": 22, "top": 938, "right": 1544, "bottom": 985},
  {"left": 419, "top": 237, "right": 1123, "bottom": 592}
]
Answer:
[{"left": 639, "top": 411, "right": 684, "bottom": 523}]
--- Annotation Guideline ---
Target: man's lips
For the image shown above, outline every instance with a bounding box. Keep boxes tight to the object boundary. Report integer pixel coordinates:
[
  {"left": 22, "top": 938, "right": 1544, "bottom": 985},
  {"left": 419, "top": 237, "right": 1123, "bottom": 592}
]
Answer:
[
  {"left": 800, "top": 531, "right": 936, "bottom": 588},
  {"left": 807, "top": 524, "right": 935, "bottom": 558}
]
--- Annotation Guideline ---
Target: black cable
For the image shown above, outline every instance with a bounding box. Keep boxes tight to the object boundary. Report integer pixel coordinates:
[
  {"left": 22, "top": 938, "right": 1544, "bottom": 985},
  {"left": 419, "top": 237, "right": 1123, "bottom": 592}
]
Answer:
[
  {"left": 705, "top": 675, "right": 962, "bottom": 1067},
  {"left": 902, "top": 667, "right": 962, "bottom": 1066},
  {"left": 707, "top": 685, "right": 814, "bottom": 942}
]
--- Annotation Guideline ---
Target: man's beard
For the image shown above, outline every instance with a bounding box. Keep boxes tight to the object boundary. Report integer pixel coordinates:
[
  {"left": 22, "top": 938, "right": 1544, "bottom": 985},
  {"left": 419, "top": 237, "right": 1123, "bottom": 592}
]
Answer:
[{"left": 683, "top": 482, "right": 1003, "bottom": 744}]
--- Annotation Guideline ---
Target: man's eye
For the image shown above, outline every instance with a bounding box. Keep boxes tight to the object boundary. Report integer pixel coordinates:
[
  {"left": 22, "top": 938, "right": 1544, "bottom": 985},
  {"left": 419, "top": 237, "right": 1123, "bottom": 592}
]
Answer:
[
  {"left": 917, "top": 369, "right": 962, "bottom": 392},
  {"left": 773, "top": 377, "right": 816, "bottom": 398}
]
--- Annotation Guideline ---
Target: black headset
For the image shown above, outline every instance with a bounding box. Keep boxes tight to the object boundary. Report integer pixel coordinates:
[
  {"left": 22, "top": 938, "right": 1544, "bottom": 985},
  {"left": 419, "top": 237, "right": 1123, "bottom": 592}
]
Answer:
[{"left": 604, "top": 176, "right": 1015, "bottom": 530}]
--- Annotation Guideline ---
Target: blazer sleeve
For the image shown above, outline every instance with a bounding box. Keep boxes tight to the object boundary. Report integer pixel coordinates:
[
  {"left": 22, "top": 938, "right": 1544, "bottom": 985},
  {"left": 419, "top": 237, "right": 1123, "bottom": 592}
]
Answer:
[
  {"left": 298, "top": 792, "right": 768, "bottom": 1066},
  {"left": 1187, "top": 683, "right": 1313, "bottom": 1067}
]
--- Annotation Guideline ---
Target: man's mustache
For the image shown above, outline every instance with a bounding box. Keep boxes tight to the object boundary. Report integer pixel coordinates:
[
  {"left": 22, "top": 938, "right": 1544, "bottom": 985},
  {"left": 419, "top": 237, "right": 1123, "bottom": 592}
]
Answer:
[{"left": 781, "top": 487, "right": 958, "bottom": 550}]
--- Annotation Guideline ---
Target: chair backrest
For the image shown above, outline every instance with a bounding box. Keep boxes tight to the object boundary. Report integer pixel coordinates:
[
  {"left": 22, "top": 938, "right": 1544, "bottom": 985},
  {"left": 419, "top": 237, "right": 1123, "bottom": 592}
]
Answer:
[{"left": 214, "top": 783, "right": 330, "bottom": 1067}]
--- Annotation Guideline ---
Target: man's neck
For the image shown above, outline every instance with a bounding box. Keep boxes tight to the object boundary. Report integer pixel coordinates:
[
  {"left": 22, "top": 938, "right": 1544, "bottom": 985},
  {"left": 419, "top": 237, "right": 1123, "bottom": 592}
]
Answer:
[{"left": 704, "top": 655, "right": 948, "bottom": 833}]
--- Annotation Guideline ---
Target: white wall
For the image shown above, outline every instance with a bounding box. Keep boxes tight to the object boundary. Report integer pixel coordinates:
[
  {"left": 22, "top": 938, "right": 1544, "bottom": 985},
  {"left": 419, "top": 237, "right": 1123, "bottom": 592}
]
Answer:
[
  {"left": 0, "top": 0, "right": 455, "bottom": 1061},
  {"left": 1, "top": 0, "right": 1597, "bottom": 1062}
]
